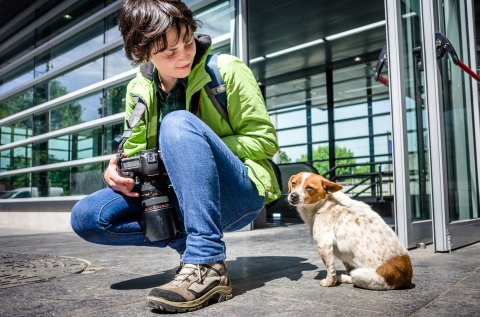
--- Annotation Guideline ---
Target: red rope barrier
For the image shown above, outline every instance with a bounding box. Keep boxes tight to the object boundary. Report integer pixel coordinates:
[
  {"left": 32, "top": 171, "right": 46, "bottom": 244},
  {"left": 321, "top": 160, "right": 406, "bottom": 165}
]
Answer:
[{"left": 457, "top": 60, "right": 480, "bottom": 83}]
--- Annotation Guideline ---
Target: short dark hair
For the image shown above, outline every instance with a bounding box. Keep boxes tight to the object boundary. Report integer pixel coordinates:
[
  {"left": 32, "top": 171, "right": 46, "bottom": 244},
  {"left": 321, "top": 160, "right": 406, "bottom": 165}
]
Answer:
[{"left": 118, "top": 0, "right": 199, "bottom": 64}]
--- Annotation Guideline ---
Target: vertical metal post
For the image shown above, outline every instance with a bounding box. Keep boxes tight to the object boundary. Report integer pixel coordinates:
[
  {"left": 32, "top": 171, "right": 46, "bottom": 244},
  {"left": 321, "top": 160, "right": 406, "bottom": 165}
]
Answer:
[
  {"left": 326, "top": 68, "right": 335, "bottom": 178},
  {"left": 384, "top": 0, "right": 411, "bottom": 247},
  {"left": 421, "top": 0, "right": 450, "bottom": 251},
  {"left": 234, "top": 0, "right": 248, "bottom": 64}
]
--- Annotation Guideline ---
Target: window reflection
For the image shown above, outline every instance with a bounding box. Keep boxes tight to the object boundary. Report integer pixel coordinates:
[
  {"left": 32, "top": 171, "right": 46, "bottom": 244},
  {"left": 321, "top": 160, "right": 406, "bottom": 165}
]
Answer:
[
  {"left": 0, "top": 90, "right": 34, "bottom": 120},
  {"left": 105, "top": 49, "right": 134, "bottom": 78},
  {"left": 104, "top": 123, "right": 124, "bottom": 155},
  {"left": 0, "top": 146, "right": 31, "bottom": 172},
  {"left": 51, "top": 58, "right": 103, "bottom": 99},
  {"left": 196, "top": 2, "right": 231, "bottom": 39},
  {"left": 51, "top": 93, "right": 103, "bottom": 130},
  {"left": 0, "top": 118, "right": 33, "bottom": 146},
  {"left": 104, "top": 83, "right": 128, "bottom": 116}
]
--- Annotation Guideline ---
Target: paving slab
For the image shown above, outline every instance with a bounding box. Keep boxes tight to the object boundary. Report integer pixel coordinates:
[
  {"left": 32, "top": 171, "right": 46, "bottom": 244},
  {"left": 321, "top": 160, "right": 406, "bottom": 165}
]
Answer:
[{"left": 0, "top": 224, "right": 479, "bottom": 317}]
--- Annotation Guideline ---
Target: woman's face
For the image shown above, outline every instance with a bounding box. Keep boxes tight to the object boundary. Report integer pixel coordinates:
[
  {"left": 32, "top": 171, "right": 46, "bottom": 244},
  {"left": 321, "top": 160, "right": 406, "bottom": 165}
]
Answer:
[{"left": 150, "top": 25, "right": 196, "bottom": 87}]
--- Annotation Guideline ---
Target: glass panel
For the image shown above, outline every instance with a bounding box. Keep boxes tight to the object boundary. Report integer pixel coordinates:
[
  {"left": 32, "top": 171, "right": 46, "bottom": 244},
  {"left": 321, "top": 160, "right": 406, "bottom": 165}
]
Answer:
[
  {"left": 0, "top": 176, "right": 31, "bottom": 198},
  {"left": 0, "top": 118, "right": 32, "bottom": 145},
  {"left": 50, "top": 57, "right": 103, "bottom": 99},
  {"left": 335, "top": 139, "right": 370, "bottom": 159},
  {"left": 69, "top": 163, "right": 105, "bottom": 195},
  {"left": 35, "top": 0, "right": 104, "bottom": 47},
  {"left": 104, "top": 122, "right": 124, "bottom": 155},
  {"left": 105, "top": 49, "right": 134, "bottom": 78},
  {"left": 399, "top": 0, "right": 431, "bottom": 221},
  {"left": 35, "top": 23, "right": 104, "bottom": 76},
  {"left": 279, "top": 145, "right": 307, "bottom": 163},
  {"left": 312, "top": 124, "right": 328, "bottom": 143},
  {"left": 276, "top": 109, "right": 306, "bottom": 129},
  {"left": 32, "top": 127, "right": 103, "bottom": 166},
  {"left": 0, "top": 163, "right": 105, "bottom": 198},
  {"left": 335, "top": 118, "right": 369, "bottom": 139},
  {"left": 311, "top": 107, "right": 328, "bottom": 124},
  {"left": 50, "top": 93, "right": 103, "bottom": 130},
  {"left": 437, "top": 0, "right": 479, "bottom": 221},
  {"left": 106, "top": 12, "right": 122, "bottom": 43},
  {"left": 28, "top": 163, "right": 105, "bottom": 197},
  {"left": 196, "top": 2, "right": 232, "bottom": 39},
  {"left": 0, "top": 146, "right": 31, "bottom": 172},
  {"left": 104, "top": 83, "right": 128, "bottom": 116},
  {"left": 335, "top": 103, "right": 367, "bottom": 120},
  {"left": 277, "top": 128, "right": 307, "bottom": 147},
  {"left": 0, "top": 89, "right": 34, "bottom": 120},
  {"left": 0, "top": 64, "right": 34, "bottom": 95}
]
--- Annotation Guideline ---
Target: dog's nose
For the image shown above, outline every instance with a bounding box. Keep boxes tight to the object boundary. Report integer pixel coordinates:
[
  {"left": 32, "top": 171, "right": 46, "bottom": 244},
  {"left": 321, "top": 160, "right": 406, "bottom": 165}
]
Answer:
[{"left": 288, "top": 192, "right": 299, "bottom": 205}]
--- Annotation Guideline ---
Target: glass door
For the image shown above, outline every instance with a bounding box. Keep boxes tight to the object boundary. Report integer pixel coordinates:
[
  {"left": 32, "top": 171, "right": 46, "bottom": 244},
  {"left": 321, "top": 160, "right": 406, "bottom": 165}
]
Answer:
[
  {"left": 385, "top": 0, "right": 433, "bottom": 248},
  {"left": 435, "top": 0, "right": 480, "bottom": 250}
]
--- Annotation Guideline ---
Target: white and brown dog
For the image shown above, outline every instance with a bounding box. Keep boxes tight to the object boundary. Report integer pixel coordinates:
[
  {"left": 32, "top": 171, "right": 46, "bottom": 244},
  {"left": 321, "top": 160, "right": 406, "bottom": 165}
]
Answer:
[{"left": 288, "top": 172, "right": 412, "bottom": 290}]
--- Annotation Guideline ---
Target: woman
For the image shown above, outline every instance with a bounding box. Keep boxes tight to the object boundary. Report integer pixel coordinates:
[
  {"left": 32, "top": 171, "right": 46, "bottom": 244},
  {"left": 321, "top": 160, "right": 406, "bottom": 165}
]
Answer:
[{"left": 71, "top": 0, "right": 280, "bottom": 312}]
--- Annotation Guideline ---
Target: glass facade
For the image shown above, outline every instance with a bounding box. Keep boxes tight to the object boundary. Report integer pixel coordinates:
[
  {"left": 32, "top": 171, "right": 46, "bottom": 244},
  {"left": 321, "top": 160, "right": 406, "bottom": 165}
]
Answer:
[{"left": 0, "top": 0, "right": 232, "bottom": 198}]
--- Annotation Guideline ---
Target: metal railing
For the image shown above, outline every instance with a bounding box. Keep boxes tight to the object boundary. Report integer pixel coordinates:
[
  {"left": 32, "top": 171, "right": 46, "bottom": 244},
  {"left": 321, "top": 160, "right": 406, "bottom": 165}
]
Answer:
[{"left": 322, "top": 160, "right": 393, "bottom": 201}]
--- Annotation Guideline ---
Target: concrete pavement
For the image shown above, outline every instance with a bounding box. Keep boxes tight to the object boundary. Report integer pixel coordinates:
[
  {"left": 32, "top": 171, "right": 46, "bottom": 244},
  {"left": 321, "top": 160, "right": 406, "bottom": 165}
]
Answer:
[{"left": 0, "top": 224, "right": 479, "bottom": 316}]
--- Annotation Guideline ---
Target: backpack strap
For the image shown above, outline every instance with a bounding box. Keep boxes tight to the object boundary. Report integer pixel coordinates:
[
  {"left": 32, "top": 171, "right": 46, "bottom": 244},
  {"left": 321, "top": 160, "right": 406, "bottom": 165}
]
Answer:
[
  {"left": 117, "top": 95, "right": 147, "bottom": 152},
  {"left": 204, "top": 54, "right": 230, "bottom": 125}
]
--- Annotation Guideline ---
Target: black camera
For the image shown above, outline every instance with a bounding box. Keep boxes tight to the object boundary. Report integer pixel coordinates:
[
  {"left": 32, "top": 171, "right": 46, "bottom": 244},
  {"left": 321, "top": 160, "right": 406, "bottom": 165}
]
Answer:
[{"left": 118, "top": 149, "right": 179, "bottom": 242}]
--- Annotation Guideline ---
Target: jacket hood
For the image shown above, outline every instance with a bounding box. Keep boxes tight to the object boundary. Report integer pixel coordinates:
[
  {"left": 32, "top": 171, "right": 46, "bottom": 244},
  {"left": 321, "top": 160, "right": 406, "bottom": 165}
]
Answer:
[{"left": 139, "top": 33, "right": 212, "bottom": 81}]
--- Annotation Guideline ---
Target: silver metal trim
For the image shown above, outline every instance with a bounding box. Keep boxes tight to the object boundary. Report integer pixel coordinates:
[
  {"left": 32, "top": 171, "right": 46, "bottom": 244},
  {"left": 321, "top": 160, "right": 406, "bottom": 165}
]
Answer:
[
  {"left": 0, "top": 68, "right": 136, "bottom": 127},
  {"left": 189, "top": 0, "right": 221, "bottom": 12},
  {"left": 0, "top": 0, "right": 122, "bottom": 78},
  {"left": 0, "top": 113, "right": 124, "bottom": 152},
  {"left": 235, "top": 0, "right": 248, "bottom": 64},
  {"left": 384, "top": 0, "right": 412, "bottom": 248},
  {"left": 0, "top": 39, "right": 124, "bottom": 103},
  {"left": 0, "top": 154, "right": 114, "bottom": 178},
  {"left": 421, "top": 0, "right": 450, "bottom": 252},
  {"left": 211, "top": 33, "right": 231, "bottom": 50}
]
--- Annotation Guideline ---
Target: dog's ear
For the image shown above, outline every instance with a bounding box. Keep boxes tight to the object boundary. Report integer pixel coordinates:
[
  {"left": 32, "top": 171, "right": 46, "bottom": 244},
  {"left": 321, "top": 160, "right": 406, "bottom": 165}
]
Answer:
[
  {"left": 288, "top": 175, "right": 296, "bottom": 193},
  {"left": 322, "top": 178, "right": 343, "bottom": 193}
]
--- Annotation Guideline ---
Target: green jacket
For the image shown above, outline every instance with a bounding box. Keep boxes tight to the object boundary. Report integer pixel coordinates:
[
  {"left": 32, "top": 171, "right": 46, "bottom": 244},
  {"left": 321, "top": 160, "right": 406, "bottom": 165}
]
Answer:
[{"left": 122, "top": 34, "right": 281, "bottom": 203}]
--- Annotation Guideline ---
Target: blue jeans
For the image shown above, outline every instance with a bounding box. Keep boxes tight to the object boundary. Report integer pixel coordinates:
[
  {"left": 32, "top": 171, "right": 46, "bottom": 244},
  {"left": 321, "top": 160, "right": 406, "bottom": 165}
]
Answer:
[{"left": 71, "top": 111, "right": 264, "bottom": 264}]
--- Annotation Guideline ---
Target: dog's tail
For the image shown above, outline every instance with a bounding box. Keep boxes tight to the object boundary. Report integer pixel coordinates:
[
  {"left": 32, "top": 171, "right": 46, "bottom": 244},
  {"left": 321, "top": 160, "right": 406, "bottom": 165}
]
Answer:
[
  {"left": 350, "top": 255, "right": 412, "bottom": 290},
  {"left": 350, "top": 268, "right": 394, "bottom": 290}
]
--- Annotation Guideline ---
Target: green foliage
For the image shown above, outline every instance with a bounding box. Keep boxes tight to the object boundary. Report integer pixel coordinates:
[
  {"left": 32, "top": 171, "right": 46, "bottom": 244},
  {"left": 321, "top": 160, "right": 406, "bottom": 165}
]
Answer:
[
  {"left": 278, "top": 150, "right": 292, "bottom": 163},
  {"left": 297, "top": 145, "right": 370, "bottom": 176}
]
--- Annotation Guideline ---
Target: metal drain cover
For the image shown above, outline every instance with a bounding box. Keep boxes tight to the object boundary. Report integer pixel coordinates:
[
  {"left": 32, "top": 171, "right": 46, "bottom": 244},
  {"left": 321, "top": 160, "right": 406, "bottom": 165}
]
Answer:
[{"left": 0, "top": 253, "right": 89, "bottom": 289}]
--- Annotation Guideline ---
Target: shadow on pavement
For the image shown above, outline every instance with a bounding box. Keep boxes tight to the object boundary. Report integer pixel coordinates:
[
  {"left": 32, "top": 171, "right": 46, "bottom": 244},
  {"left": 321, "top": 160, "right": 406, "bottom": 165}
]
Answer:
[{"left": 110, "top": 256, "right": 317, "bottom": 295}]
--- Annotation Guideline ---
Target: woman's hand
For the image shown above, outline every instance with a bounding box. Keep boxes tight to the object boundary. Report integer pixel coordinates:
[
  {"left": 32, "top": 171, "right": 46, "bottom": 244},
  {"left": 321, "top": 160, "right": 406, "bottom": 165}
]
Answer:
[{"left": 104, "top": 156, "right": 139, "bottom": 197}]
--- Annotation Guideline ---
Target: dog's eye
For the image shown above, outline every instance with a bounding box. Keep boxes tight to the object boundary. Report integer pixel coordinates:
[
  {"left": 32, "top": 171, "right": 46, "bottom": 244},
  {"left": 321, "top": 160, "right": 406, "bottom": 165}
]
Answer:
[
  {"left": 291, "top": 181, "right": 297, "bottom": 187},
  {"left": 306, "top": 186, "right": 314, "bottom": 191}
]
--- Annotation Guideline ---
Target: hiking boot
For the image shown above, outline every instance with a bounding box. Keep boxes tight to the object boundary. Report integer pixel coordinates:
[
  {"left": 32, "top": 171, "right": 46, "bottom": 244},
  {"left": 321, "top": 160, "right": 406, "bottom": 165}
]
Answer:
[{"left": 146, "top": 260, "right": 232, "bottom": 313}]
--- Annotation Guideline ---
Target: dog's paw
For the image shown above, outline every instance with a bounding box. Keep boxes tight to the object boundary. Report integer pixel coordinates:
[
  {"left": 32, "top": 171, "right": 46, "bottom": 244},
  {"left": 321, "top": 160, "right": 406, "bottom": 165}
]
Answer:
[
  {"left": 320, "top": 278, "right": 336, "bottom": 287},
  {"left": 338, "top": 274, "right": 353, "bottom": 284}
]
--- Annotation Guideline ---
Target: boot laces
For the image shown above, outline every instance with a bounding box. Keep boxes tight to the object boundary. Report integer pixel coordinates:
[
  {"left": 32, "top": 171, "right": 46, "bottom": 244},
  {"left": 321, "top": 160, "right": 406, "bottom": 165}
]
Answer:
[{"left": 171, "top": 264, "right": 205, "bottom": 286}]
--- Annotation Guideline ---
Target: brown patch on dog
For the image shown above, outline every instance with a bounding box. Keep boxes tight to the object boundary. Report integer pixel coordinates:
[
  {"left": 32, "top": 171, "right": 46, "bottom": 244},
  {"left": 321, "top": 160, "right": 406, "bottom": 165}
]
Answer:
[
  {"left": 376, "top": 255, "right": 413, "bottom": 289},
  {"left": 301, "top": 174, "right": 343, "bottom": 204}
]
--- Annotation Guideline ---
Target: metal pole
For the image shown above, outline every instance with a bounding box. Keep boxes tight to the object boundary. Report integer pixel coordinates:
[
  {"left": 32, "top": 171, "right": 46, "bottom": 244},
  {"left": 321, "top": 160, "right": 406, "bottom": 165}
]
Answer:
[
  {"left": 235, "top": 0, "right": 249, "bottom": 64},
  {"left": 384, "top": 0, "right": 411, "bottom": 247},
  {"left": 421, "top": 0, "right": 450, "bottom": 251}
]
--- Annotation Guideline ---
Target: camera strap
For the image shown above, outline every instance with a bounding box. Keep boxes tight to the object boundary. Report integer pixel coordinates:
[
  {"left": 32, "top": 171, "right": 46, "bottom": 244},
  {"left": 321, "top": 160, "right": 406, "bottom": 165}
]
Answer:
[{"left": 118, "top": 95, "right": 147, "bottom": 151}]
